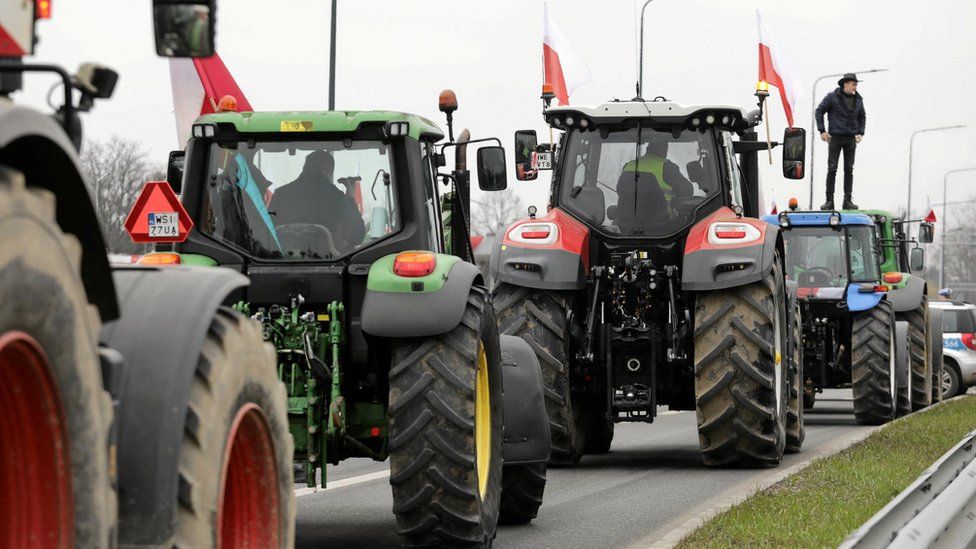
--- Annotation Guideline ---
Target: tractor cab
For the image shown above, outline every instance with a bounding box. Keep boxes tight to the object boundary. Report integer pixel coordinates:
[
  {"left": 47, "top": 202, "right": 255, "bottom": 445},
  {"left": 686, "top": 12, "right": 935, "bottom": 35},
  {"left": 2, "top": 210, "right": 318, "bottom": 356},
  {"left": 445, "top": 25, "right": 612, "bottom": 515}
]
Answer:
[{"left": 765, "top": 210, "right": 885, "bottom": 307}]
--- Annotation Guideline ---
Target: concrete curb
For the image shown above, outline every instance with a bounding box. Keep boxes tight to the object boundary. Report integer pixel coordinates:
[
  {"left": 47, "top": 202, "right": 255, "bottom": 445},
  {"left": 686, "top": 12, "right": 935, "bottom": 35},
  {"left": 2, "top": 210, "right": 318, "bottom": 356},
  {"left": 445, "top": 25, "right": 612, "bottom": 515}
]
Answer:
[{"left": 636, "top": 395, "right": 968, "bottom": 549}]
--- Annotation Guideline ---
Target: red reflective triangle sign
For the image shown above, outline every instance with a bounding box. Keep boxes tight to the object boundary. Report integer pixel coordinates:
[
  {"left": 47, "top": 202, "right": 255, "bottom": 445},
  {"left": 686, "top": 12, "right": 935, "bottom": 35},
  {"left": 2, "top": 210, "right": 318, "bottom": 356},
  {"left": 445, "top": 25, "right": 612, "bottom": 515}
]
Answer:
[
  {"left": 124, "top": 181, "right": 194, "bottom": 243},
  {"left": 925, "top": 209, "right": 937, "bottom": 223}
]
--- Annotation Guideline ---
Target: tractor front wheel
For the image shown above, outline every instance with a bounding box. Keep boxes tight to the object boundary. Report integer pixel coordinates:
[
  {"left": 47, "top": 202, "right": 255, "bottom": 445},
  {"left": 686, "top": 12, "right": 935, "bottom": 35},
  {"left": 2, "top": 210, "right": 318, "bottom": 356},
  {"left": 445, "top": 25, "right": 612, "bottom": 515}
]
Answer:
[
  {"left": 389, "top": 287, "right": 503, "bottom": 547},
  {"left": 851, "top": 302, "right": 897, "bottom": 425},
  {"left": 693, "top": 252, "right": 789, "bottom": 467}
]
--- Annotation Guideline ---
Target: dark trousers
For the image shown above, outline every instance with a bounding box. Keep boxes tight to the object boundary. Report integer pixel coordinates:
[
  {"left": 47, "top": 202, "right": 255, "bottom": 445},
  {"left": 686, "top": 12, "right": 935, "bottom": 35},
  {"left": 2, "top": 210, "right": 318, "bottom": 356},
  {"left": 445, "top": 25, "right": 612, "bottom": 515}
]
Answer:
[{"left": 825, "top": 135, "right": 856, "bottom": 196}]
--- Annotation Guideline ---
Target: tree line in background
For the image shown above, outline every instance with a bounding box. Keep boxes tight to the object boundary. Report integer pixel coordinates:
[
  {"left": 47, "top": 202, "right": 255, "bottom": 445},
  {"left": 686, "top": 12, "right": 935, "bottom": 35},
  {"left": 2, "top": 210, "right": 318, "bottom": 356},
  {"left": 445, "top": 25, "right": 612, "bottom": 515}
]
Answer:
[{"left": 80, "top": 136, "right": 164, "bottom": 254}]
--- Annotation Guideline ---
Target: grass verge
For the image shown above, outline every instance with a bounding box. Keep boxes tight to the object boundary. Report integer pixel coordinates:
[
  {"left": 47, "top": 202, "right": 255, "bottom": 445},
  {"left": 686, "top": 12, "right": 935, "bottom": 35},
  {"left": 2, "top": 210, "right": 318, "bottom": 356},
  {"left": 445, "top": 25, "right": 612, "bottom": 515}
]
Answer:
[{"left": 676, "top": 395, "right": 976, "bottom": 548}]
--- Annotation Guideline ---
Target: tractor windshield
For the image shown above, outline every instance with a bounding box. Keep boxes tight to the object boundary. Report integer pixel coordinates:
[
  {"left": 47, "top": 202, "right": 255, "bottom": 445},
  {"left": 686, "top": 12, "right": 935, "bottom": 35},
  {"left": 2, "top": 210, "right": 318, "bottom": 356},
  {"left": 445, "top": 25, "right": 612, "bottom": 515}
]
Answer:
[
  {"left": 557, "top": 126, "right": 720, "bottom": 237},
  {"left": 199, "top": 140, "right": 398, "bottom": 261},
  {"left": 783, "top": 225, "right": 880, "bottom": 287}
]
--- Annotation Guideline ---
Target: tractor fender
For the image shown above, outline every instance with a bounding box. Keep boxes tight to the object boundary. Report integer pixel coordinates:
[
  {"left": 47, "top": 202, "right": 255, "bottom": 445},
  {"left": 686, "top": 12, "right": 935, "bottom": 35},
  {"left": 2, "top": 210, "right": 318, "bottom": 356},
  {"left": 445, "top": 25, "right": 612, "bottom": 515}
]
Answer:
[
  {"left": 490, "top": 207, "right": 588, "bottom": 291},
  {"left": 0, "top": 105, "right": 117, "bottom": 321},
  {"left": 361, "top": 255, "right": 484, "bottom": 338},
  {"left": 100, "top": 265, "right": 248, "bottom": 546},
  {"left": 499, "top": 335, "right": 551, "bottom": 465},
  {"left": 682, "top": 208, "right": 781, "bottom": 291},
  {"left": 845, "top": 284, "right": 884, "bottom": 312},
  {"left": 887, "top": 274, "right": 926, "bottom": 313}
]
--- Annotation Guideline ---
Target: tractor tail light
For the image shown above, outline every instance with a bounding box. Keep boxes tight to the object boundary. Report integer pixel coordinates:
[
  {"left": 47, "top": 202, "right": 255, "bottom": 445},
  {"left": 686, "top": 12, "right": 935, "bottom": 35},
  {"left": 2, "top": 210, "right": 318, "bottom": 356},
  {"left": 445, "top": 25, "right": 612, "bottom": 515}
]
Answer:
[
  {"left": 962, "top": 333, "right": 976, "bottom": 351},
  {"left": 883, "top": 272, "right": 903, "bottom": 284},
  {"left": 521, "top": 227, "right": 551, "bottom": 239},
  {"left": 394, "top": 252, "right": 436, "bottom": 277},
  {"left": 715, "top": 228, "right": 748, "bottom": 239},
  {"left": 137, "top": 252, "right": 181, "bottom": 266}
]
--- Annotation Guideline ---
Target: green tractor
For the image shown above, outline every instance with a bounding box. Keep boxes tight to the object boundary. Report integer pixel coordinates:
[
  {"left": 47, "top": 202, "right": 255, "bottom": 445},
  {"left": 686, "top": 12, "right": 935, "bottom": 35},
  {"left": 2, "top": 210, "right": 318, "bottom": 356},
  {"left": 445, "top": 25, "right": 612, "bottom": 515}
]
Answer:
[
  {"left": 856, "top": 209, "right": 941, "bottom": 407},
  {"left": 141, "top": 93, "right": 551, "bottom": 545}
]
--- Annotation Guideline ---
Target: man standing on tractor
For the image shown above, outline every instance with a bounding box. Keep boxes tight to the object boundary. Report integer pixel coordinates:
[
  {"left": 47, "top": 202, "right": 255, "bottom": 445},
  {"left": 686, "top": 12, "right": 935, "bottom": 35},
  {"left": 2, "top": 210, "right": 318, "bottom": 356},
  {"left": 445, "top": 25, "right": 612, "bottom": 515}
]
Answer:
[{"left": 816, "top": 72, "right": 866, "bottom": 211}]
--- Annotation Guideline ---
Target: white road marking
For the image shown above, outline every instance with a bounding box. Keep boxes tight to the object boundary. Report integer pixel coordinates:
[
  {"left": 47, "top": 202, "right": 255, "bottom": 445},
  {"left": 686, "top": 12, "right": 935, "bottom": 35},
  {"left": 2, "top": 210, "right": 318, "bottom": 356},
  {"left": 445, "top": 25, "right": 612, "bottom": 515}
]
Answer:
[{"left": 294, "top": 469, "right": 390, "bottom": 497}]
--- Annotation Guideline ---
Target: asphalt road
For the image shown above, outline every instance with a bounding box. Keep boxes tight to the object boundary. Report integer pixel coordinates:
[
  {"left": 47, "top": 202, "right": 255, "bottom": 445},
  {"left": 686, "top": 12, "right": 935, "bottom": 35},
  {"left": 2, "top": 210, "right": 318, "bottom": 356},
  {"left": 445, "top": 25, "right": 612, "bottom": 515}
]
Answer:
[{"left": 295, "top": 389, "right": 872, "bottom": 548}]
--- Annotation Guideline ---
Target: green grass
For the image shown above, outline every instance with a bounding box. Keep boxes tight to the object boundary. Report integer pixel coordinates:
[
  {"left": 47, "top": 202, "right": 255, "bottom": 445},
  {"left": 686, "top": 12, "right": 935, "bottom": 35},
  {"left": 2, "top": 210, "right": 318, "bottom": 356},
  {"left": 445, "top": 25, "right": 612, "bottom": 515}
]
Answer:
[{"left": 676, "top": 396, "right": 976, "bottom": 549}]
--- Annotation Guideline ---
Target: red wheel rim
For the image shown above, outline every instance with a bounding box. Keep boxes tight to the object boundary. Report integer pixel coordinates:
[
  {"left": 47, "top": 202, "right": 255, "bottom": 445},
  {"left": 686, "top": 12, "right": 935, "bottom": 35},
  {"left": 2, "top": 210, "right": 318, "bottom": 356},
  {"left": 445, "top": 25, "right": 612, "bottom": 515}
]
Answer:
[
  {"left": 0, "top": 331, "right": 73, "bottom": 549},
  {"left": 216, "top": 403, "right": 280, "bottom": 548}
]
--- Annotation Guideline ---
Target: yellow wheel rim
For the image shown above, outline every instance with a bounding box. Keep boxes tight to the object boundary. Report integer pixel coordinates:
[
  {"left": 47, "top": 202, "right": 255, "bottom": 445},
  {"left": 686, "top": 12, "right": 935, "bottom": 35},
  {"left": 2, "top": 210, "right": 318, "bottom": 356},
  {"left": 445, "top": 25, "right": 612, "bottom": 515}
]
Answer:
[{"left": 475, "top": 340, "right": 491, "bottom": 500}]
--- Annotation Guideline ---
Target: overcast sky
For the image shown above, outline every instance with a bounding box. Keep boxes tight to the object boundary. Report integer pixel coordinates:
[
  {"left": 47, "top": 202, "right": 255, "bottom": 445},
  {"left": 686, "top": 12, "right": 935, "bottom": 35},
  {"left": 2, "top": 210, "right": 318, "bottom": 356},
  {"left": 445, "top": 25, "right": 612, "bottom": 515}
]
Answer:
[{"left": 17, "top": 0, "right": 976, "bottom": 224}]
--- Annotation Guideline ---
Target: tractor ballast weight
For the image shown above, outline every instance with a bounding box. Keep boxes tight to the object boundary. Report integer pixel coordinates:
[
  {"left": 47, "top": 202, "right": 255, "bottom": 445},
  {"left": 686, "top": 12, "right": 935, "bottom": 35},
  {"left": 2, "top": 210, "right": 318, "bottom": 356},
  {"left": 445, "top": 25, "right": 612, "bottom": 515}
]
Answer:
[{"left": 100, "top": 266, "right": 248, "bottom": 545}]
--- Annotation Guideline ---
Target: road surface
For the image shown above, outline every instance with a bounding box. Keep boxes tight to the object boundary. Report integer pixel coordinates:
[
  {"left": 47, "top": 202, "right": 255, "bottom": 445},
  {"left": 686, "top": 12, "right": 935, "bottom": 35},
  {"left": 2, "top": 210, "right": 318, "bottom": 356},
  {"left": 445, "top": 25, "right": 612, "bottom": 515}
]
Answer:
[{"left": 296, "top": 389, "right": 872, "bottom": 548}]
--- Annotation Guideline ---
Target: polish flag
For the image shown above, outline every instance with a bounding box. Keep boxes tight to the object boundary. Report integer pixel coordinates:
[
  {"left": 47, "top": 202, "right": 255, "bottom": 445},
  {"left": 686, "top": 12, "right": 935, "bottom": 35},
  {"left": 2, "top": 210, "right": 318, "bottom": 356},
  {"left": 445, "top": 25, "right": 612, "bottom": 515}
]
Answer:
[
  {"left": 169, "top": 54, "right": 253, "bottom": 146},
  {"left": 543, "top": 2, "right": 592, "bottom": 106},
  {"left": 756, "top": 10, "right": 801, "bottom": 127}
]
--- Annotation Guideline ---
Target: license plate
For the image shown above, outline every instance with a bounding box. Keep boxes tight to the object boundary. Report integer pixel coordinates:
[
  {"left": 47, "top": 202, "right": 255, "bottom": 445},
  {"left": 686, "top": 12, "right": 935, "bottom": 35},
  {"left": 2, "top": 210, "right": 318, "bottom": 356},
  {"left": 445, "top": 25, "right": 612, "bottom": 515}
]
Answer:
[
  {"left": 533, "top": 152, "right": 553, "bottom": 170},
  {"left": 148, "top": 212, "right": 179, "bottom": 238}
]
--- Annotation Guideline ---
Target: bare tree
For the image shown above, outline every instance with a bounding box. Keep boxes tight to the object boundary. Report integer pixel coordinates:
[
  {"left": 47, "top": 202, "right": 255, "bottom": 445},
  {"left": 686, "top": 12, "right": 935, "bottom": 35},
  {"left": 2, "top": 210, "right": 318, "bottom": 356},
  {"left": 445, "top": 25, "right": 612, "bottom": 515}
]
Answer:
[
  {"left": 80, "top": 137, "right": 165, "bottom": 253},
  {"left": 936, "top": 195, "right": 976, "bottom": 300},
  {"left": 471, "top": 192, "right": 526, "bottom": 236}
]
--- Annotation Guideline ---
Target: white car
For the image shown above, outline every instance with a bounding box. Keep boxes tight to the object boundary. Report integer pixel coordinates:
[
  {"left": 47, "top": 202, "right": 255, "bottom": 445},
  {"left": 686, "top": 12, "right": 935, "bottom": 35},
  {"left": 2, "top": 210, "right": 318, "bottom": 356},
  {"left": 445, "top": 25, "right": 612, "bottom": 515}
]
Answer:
[{"left": 931, "top": 300, "right": 976, "bottom": 397}]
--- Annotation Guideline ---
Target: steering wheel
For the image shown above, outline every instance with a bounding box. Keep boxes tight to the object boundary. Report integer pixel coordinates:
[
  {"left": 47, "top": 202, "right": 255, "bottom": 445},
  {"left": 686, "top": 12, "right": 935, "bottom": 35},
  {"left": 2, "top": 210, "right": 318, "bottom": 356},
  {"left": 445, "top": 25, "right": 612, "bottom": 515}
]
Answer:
[
  {"left": 799, "top": 266, "right": 834, "bottom": 287},
  {"left": 276, "top": 223, "right": 341, "bottom": 259}
]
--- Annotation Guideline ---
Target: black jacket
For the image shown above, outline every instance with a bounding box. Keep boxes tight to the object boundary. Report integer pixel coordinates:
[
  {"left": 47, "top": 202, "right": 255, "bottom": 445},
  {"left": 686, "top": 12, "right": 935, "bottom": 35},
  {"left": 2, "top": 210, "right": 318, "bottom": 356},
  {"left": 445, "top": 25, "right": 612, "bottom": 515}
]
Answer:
[{"left": 815, "top": 88, "right": 866, "bottom": 136}]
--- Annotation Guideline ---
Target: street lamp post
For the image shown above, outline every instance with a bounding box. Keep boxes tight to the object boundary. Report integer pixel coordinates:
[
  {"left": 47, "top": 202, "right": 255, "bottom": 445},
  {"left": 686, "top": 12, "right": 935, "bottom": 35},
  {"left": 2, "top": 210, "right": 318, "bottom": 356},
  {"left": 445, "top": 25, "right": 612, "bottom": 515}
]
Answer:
[
  {"left": 908, "top": 125, "right": 967, "bottom": 218},
  {"left": 329, "top": 0, "right": 337, "bottom": 110},
  {"left": 808, "top": 68, "right": 888, "bottom": 209},
  {"left": 637, "top": 0, "right": 656, "bottom": 99},
  {"left": 940, "top": 167, "right": 976, "bottom": 288}
]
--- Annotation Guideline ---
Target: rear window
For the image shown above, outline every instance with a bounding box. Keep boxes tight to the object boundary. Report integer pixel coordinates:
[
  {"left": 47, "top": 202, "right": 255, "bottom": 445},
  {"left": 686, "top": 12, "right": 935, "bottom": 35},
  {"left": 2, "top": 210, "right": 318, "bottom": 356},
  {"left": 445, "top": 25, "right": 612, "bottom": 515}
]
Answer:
[{"left": 942, "top": 308, "right": 976, "bottom": 333}]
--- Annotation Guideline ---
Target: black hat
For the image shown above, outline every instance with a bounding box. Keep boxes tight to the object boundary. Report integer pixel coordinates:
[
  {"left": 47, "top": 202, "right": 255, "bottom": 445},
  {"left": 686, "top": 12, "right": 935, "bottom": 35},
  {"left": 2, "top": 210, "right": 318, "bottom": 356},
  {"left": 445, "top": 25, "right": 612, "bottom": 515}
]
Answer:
[{"left": 837, "top": 73, "right": 860, "bottom": 87}]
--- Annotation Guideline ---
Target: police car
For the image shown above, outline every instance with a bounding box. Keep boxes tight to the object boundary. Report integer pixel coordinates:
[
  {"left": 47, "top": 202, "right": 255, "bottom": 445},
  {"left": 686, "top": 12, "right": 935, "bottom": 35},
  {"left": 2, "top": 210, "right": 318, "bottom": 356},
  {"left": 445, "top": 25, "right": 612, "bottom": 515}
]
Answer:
[{"left": 931, "top": 300, "right": 976, "bottom": 397}]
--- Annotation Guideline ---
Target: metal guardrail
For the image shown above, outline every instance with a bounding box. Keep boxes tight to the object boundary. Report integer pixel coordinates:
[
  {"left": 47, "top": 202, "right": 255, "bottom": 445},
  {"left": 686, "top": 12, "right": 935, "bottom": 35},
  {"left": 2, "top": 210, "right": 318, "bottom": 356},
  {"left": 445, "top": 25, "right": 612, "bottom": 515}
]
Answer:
[{"left": 839, "top": 428, "right": 976, "bottom": 548}]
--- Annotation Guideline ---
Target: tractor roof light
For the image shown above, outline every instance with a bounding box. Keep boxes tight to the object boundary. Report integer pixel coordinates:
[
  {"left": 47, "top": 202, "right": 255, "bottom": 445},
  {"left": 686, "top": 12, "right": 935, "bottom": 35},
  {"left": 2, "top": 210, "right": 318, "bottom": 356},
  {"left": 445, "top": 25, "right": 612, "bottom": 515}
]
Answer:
[
  {"left": 384, "top": 121, "right": 410, "bottom": 138},
  {"left": 778, "top": 212, "right": 791, "bottom": 228},
  {"left": 438, "top": 89, "right": 458, "bottom": 114},
  {"left": 705, "top": 114, "right": 716, "bottom": 125},
  {"left": 217, "top": 95, "right": 238, "bottom": 113},
  {"left": 36, "top": 0, "right": 51, "bottom": 19},
  {"left": 690, "top": 117, "right": 701, "bottom": 127},
  {"left": 192, "top": 123, "right": 216, "bottom": 138},
  {"left": 788, "top": 197, "right": 799, "bottom": 211},
  {"left": 393, "top": 251, "right": 437, "bottom": 278},
  {"left": 829, "top": 213, "right": 841, "bottom": 227}
]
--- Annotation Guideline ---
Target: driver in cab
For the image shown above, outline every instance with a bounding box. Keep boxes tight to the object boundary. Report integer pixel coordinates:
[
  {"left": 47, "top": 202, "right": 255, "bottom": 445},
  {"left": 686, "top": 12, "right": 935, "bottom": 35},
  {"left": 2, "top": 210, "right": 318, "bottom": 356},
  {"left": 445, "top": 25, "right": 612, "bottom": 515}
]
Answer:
[
  {"left": 269, "top": 150, "right": 366, "bottom": 253},
  {"left": 613, "top": 140, "right": 694, "bottom": 230}
]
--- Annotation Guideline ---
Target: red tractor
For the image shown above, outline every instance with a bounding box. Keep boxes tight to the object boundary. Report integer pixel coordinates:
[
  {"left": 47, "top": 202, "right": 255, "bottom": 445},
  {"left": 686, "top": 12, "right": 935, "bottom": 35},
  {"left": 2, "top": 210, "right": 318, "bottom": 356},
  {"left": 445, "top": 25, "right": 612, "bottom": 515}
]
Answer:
[{"left": 493, "top": 96, "right": 808, "bottom": 467}]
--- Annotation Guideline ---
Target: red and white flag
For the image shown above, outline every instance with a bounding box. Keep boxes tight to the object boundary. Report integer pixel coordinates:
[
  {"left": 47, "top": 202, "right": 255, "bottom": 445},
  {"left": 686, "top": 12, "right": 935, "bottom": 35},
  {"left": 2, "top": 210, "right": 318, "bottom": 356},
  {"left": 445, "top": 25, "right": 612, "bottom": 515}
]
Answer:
[
  {"left": 756, "top": 10, "right": 801, "bottom": 127},
  {"left": 169, "top": 54, "right": 252, "bottom": 146},
  {"left": 543, "top": 2, "right": 591, "bottom": 106}
]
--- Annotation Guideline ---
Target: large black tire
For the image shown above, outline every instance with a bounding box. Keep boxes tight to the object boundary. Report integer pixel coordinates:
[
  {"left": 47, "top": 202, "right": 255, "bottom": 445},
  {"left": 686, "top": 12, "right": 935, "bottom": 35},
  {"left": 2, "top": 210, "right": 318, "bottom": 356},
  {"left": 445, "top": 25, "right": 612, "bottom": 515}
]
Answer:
[
  {"left": 389, "top": 287, "right": 503, "bottom": 547},
  {"left": 494, "top": 284, "right": 585, "bottom": 466},
  {"left": 930, "top": 307, "right": 945, "bottom": 403},
  {"left": 0, "top": 168, "right": 115, "bottom": 548},
  {"left": 851, "top": 302, "right": 897, "bottom": 425},
  {"left": 172, "top": 307, "right": 295, "bottom": 548},
  {"left": 786, "top": 299, "right": 805, "bottom": 453},
  {"left": 894, "top": 321, "right": 912, "bottom": 418},
  {"left": 498, "top": 463, "right": 547, "bottom": 525},
  {"left": 693, "top": 252, "right": 789, "bottom": 468},
  {"left": 901, "top": 299, "right": 932, "bottom": 410},
  {"left": 583, "top": 406, "right": 614, "bottom": 454}
]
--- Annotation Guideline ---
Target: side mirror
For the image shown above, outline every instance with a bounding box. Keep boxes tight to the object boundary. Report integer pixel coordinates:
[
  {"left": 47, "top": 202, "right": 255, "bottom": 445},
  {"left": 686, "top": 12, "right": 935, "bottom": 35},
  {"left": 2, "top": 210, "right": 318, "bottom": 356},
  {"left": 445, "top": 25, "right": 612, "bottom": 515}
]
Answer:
[
  {"left": 477, "top": 146, "right": 508, "bottom": 191},
  {"left": 918, "top": 222, "right": 935, "bottom": 244},
  {"left": 910, "top": 247, "right": 925, "bottom": 272},
  {"left": 152, "top": 1, "right": 216, "bottom": 58},
  {"left": 514, "top": 130, "right": 538, "bottom": 181},
  {"left": 168, "top": 150, "right": 186, "bottom": 194},
  {"left": 782, "top": 127, "right": 806, "bottom": 180}
]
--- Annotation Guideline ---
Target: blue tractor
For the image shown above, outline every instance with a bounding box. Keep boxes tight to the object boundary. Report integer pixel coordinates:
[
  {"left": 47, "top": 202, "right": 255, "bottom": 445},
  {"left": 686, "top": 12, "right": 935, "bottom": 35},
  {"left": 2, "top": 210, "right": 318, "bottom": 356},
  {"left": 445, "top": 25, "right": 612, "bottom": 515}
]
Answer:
[{"left": 763, "top": 210, "right": 910, "bottom": 425}]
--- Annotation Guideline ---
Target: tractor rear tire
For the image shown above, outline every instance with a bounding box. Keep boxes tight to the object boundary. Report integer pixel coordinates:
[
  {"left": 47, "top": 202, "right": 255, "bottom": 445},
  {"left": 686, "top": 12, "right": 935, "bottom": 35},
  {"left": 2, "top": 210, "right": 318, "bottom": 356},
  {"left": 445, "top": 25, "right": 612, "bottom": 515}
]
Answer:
[
  {"left": 583, "top": 406, "right": 614, "bottom": 454},
  {"left": 0, "top": 167, "right": 115, "bottom": 548},
  {"left": 498, "top": 463, "right": 547, "bottom": 525},
  {"left": 693, "top": 252, "right": 789, "bottom": 468},
  {"left": 931, "top": 316, "right": 945, "bottom": 403},
  {"left": 494, "top": 284, "right": 585, "bottom": 466},
  {"left": 786, "top": 299, "right": 805, "bottom": 453},
  {"left": 902, "top": 300, "right": 932, "bottom": 411},
  {"left": 171, "top": 307, "right": 295, "bottom": 548},
  {"left": 851, "top": 302, "right": 897, "bottom": 425},
  {"left": 389, "top": 287, "right": 503, "bottom": 547}
]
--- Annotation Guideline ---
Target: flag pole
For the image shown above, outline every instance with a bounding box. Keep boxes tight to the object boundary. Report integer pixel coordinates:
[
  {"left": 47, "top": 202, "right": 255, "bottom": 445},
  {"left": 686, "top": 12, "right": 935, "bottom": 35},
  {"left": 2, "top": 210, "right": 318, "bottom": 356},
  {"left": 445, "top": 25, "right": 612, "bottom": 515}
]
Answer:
[
  {"left": 756, "top": 80, "right": 773, "bottom": 165},
  {"left": 764, "top": 101, "right": 774, "bottom": 165}
]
